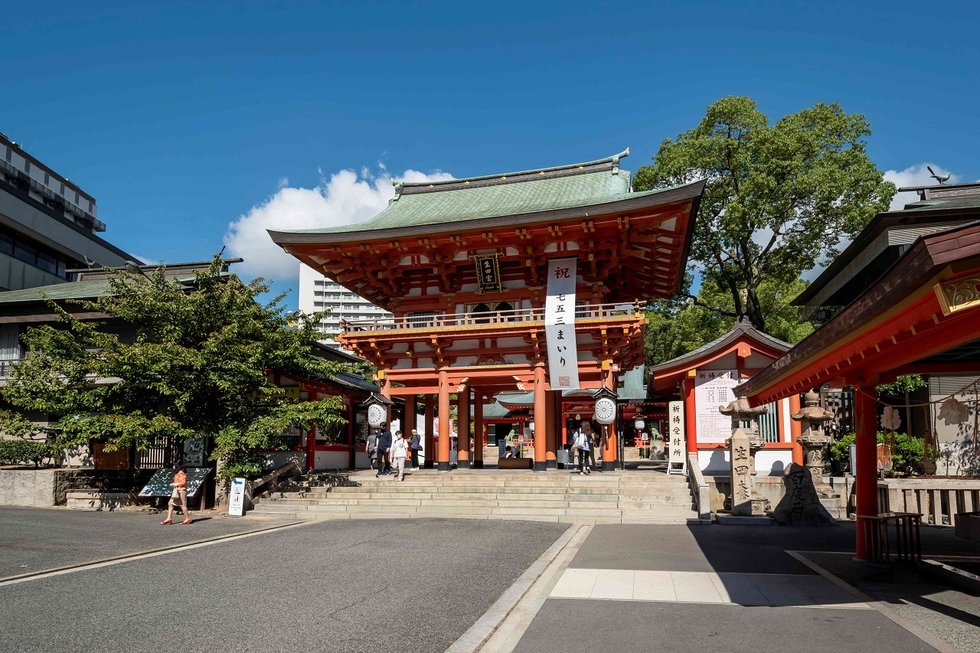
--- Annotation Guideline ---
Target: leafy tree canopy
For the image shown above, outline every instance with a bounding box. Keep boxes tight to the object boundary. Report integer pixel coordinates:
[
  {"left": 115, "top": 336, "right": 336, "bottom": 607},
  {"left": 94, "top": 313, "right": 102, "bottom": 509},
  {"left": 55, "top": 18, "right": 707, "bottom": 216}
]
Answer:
[
  {"left": 645, "top": 275, "right": 813, "bottom": 366},
  {"left": 635, "top": 96, "right": 895, "bottom": 333},
  {"left": 0, "top": 258, "right": 347, "bottom": 477}
]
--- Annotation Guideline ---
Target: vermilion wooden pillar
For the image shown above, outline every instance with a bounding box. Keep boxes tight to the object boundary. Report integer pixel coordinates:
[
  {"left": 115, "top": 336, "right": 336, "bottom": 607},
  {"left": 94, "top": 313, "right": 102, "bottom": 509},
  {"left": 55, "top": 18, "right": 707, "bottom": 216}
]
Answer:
[
  {"left": 473, "top": 392, "right": 484, "bottom": 468},
  {"left": 438, "top": 370, "right": 451, "bottom": 471},
  {"left": 683, "top": 371, "right": 698, "bottom": 455},
  {"left": 424, "top": 395, "right": 435, "bottom": 469},
  {"left": 602, "top": 366, "right": 618, "bottom": 471},
  {"left": 457, "top": 387, "right": 471, "bottom": 468},
  {"left": 854, "top": 384, "right": 878, "bottom": 561},
  {"left": 347, "top": 397, "right": 356, "bottom": 469},
  {"left": 533, "top": 364, "right": 548, "bottom": 471},
  {"left": 546, "top": 391, "right": 558, "bottom": 469},
  {"left": 404, "top": 394, "right": 417, "bottom": 440},
  {"left": 789, "top": 393, "right": 804, "bottom": 466},
  {"left": 305, "top": 390, "right": 318, "bottom": 471}
]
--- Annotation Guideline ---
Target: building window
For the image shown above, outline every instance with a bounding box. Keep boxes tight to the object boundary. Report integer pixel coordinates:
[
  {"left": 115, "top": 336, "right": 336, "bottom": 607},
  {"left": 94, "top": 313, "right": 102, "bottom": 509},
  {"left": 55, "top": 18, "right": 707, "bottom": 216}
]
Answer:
[
  {"left": 0, "top": 233, "right": 12, "bottom": 256},
  {"left": 14, "top": 240, "right": 36, "bottom": 265},
  {"left": 758, "top": 402, "right": 780, "bottom": 443}
]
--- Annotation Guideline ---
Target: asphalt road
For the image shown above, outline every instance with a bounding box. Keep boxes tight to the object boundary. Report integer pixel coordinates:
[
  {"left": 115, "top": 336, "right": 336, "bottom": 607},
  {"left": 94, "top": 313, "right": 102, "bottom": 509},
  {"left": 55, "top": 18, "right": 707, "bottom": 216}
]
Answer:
[
  {"left": 0, "top": 512, "right": 567, "bottom": 653},
  {"left": 0, "top": 506, "right": 292, "bottom": 578}
]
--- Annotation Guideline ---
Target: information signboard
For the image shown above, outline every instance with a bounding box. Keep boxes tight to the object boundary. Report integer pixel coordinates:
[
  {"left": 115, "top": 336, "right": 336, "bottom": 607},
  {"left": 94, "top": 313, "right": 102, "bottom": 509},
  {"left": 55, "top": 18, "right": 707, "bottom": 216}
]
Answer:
[
  {"left": 228, "top": 477, "right": 246, "bottom": 516},
  {"left": 138, "top": 467, "right": 211, "bottom": 498},
  {"left": 694, "top": 369, "right": 739, "bottom": 443}
]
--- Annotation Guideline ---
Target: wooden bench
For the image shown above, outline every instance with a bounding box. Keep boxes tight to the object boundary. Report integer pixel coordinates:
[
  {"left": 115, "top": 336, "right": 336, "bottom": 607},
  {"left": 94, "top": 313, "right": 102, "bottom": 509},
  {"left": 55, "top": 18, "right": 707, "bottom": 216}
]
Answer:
[{"left": 497, "top": 457, "right": 533, "bottom": 470}]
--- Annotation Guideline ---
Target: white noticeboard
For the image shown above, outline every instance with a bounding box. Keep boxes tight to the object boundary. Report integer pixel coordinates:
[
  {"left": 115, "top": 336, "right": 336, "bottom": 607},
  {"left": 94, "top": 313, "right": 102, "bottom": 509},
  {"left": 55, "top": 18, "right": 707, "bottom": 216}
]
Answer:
[
  {"left": 228, "top": 477, "right": 247, "bottom": 517},
  {"left": 695, "top": 369, "right": 739, "bottom": 443},
  {"left": 667, "top": 401, "right": 687, "bottom": 475},
  {"left": 544, "top": 257, "right": 580, "bottom": 390}
]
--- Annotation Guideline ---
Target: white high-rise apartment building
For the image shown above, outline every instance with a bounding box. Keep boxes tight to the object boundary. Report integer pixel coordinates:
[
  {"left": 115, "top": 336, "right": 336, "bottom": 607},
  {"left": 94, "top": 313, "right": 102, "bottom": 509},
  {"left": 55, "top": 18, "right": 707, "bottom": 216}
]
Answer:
[{"left": 298, "top": 264, "right": 392, "bottom": 343}]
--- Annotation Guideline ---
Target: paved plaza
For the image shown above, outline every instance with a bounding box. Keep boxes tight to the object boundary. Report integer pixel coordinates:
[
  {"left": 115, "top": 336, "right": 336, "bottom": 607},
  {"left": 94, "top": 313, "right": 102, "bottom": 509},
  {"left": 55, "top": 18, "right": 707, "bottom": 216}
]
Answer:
[{"left": 1, "top": 507, "right": 978, "bottom": 652}]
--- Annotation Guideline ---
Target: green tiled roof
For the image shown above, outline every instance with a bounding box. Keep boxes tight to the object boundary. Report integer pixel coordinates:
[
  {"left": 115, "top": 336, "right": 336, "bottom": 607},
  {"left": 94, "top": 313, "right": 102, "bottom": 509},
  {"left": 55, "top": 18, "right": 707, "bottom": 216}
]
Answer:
[
  {"left": 282, "top": 151, "right": 635, "bottom": 235},
  {"left": 0, "top": 279, "right": 112, "bottom": 304},
  {"left": 0, "top": 273, "right": 205, "bottom": 305}
]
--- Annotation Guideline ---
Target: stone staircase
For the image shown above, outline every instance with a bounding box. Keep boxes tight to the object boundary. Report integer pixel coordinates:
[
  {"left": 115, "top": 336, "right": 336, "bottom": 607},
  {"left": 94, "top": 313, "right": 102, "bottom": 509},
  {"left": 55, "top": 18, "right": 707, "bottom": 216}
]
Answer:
[{"left": 250, "top": 471, "right": 704, "bottom": 525}]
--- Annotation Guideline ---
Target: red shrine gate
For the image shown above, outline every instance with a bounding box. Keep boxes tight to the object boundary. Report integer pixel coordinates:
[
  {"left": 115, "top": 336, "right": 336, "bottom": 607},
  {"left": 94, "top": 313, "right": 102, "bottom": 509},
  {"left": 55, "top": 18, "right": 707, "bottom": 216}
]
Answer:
[{"left": 270, "top": 150, "right": 704, "bottom": 470}]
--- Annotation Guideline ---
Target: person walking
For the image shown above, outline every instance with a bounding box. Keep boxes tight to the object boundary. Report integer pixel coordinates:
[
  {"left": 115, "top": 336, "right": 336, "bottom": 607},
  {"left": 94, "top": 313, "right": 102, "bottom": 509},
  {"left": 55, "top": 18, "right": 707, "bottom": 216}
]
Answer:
[
  {"left": 391, "top": 430, "right": 408, "bottom": 481},
  {"left": 574, "top": 426, "right": 591, "bottom": 475},
  {"left": 409, "top": 428, "right": 422, "bottom": 470},
  {"left": 161, "top": 466, "right": 193, "bottom": 525},
  {"left": 579, "top": 421, "right": 598, "bottom": 472},
  {"left": 367, "top": 429, "right": 379, "bottom": 470},
  {"left": 376, "top": 424, "right": 393, "bottom": 477}
]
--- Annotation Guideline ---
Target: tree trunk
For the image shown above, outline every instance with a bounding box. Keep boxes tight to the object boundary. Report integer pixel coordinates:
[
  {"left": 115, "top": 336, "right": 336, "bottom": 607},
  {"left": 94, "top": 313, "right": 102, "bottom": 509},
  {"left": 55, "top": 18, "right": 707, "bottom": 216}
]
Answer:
[{"left": 745, "top": 286, "right": 767, "bottom": 333}]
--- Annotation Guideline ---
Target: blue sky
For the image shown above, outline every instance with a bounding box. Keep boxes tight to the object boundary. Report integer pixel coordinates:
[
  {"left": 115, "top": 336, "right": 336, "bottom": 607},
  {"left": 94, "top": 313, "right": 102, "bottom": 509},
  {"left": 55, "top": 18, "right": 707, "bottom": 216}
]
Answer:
[{"left": 3, "top": 1, "right": 979, "bottom": 304}]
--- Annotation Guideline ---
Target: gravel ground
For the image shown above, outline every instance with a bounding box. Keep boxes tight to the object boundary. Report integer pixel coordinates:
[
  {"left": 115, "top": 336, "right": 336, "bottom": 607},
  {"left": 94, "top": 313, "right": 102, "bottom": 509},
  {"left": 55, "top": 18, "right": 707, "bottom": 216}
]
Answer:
[{"left": 0, "top": 517, "right": 567, "bottom": 653}]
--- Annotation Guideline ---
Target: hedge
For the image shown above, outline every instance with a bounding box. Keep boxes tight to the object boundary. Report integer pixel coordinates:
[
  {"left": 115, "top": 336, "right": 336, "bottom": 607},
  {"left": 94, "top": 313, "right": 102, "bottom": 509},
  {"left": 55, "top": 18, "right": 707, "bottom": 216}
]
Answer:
[{"left": 0, "top": 440, "right": 59, "bottom": 468}]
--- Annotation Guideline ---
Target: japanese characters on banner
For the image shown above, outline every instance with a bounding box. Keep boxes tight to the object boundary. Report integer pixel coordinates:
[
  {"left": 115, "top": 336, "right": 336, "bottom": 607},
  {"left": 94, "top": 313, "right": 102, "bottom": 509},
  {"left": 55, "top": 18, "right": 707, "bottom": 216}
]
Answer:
[
  {"left": 695, "top": 369, "right": 739, "bottom": 443},
  {"left": 667, "top": 401, "right": 686, "bottom": 474},
  {"left": 544, "top": 258, "right": 580, "bottom": 390}
]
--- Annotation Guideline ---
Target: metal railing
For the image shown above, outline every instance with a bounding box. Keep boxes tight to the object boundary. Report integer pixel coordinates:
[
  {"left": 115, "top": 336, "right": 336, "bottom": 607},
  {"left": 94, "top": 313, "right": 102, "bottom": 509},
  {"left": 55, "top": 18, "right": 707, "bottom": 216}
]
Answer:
[{"left": 341, "top": 302, "right": 641, "bottom": 334}]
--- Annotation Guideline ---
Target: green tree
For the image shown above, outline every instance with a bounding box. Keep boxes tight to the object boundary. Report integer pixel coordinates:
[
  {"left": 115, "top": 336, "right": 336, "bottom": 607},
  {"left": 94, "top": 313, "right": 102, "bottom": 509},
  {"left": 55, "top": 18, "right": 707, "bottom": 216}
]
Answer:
[
  {"left": 646, "top": 276, "right": 813, "bottom": 366},
  {"left": 0, "top": 258, "right": 347, "bottom": 478},
  {"left": 634, "top": 96, "right": 894, "bottom": 333}
]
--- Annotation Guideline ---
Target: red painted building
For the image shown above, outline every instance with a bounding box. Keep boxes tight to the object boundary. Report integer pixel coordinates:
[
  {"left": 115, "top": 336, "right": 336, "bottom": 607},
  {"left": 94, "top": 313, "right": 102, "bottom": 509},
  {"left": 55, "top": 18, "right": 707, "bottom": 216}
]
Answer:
[
  {"left": 270, "top": 150, "right": 704, "bottom": 470},
  {"left": 650, "top": 319, "right": 802, "bottom": 474}
]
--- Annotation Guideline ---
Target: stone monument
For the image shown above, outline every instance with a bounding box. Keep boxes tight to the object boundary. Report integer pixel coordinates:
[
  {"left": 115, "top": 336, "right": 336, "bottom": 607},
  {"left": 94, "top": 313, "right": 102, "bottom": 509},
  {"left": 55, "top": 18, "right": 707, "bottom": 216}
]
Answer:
[
  {"left": 791, "top": 390, "right": 835, "bottom": 496},
  {"left": 720, "top": 396, "right": 770, "bottom": 516}
]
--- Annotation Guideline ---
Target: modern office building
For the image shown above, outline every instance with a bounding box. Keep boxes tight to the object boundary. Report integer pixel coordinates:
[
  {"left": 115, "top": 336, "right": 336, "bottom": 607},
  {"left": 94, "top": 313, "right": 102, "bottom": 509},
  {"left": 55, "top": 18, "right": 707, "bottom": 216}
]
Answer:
[
  {"left": 0, "top": 132, "right": 139, "bottom": 291},
  {"left": 298, "top": 264, "right": 392, "bottom": 342}
]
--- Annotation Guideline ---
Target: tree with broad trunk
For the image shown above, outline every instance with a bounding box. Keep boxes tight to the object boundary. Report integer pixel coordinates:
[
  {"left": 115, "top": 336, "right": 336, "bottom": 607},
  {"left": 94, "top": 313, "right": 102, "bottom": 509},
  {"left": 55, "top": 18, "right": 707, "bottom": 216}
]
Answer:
[{"left": 634, "top": 96, "right": 895, "bottom": 333}]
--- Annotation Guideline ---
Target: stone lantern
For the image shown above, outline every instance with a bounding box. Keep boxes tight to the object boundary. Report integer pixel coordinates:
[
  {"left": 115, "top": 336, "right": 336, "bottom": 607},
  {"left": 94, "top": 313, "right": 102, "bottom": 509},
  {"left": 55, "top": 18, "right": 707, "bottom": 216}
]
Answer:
[
  {"left": 719, "top": 396, "right": 770, "bottom": 516},
  {"left": 791, "top": 390, "right": 835, "bottom": 490}
]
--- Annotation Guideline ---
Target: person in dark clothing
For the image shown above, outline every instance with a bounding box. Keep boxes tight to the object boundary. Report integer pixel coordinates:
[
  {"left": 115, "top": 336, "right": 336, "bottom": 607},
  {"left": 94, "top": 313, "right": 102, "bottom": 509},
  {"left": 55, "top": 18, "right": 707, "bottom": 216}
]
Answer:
[
  {"left": 376, "top": 424, "right": 393, "bottom": 477},
  {"left": 409, "top": 428, "right": 422, "bottom": 469}
]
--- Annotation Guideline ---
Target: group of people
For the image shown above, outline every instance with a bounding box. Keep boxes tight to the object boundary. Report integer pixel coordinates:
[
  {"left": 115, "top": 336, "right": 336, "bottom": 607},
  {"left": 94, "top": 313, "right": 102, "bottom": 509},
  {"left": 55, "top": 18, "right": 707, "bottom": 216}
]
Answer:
[
  {"left": 366, "top": 423, "right": 422, "bottom": 481},
  {"left": 570, "top": 420, "right": 601, "bottom": 475}
]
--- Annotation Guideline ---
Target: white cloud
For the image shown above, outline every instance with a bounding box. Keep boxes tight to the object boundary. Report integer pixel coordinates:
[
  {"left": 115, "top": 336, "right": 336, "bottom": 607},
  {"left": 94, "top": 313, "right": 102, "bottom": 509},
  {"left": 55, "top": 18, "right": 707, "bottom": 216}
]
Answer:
[
  {"left": 224, "top": 166, "right": 453, "bottom": 281},
  {"left": 884, "top": 163, "right": 959, "bottom": 211}
]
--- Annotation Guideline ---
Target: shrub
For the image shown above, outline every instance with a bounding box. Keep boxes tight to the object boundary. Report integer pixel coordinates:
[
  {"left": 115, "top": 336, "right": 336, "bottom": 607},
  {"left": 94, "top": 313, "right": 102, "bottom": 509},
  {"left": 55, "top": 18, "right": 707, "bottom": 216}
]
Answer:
[
  {"left": 0, "top": 439, "right": 58, "bottom": 467},
  {"left": 829, "top": 432, "right": 925, "bottom": 474}
]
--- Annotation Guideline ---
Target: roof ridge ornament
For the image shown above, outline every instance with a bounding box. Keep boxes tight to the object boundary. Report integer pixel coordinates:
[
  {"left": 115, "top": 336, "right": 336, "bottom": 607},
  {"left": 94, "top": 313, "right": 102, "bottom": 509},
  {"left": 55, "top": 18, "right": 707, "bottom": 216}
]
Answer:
[{"left": 391, "top": 180, "right": 404, "bottom": 204}]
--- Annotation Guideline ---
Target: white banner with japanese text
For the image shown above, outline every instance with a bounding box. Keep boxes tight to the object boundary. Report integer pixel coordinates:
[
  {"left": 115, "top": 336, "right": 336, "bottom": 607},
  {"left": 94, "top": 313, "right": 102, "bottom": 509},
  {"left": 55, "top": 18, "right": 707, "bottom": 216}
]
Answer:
[
  {"left": 544, "top": 258, "right": 579, "bottom": 390},
  {"left": 668, "top": 401, "right": 687, "bottom": 474}
]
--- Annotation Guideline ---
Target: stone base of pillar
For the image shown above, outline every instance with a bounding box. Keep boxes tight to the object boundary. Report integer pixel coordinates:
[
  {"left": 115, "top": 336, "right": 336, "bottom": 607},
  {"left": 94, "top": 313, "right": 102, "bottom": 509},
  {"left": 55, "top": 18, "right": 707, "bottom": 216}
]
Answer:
[
  {"left": 546, "top": 460, "right": 557, "bottom": 469},
  {"left": 437, "top": 462, "right": 451, "bottom": 471},
  {"left": 457, "top": 459, "right": 470, "bottom": 469},
  {"left": 602, "top": 461, "right": 616, "bottom": 472},
  {"left": 533, "top": 461, "right": 547, "bottom": 471},
  {"left": 472, "top": 460, "right": 484, "bottom": 469},
  {"left": 424, "top": 461, "right": 434, "bottom": 469}
]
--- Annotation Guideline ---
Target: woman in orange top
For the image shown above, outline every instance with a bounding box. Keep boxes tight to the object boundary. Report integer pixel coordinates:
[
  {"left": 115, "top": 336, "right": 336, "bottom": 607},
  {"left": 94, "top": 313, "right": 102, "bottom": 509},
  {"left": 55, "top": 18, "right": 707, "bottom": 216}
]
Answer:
[{"left": 161, "top": 466, "right": 192, "bottom": 525}]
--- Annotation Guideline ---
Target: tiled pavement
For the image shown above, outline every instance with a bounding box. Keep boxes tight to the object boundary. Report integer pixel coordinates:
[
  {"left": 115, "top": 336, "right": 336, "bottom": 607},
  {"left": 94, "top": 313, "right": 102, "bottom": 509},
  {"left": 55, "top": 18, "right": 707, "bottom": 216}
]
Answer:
[
  {"left": 511, "top": 524, "right": 950, "bottom": 653},
  {"left": 550, "top": 568, "right": 870, "bottom": 608}
]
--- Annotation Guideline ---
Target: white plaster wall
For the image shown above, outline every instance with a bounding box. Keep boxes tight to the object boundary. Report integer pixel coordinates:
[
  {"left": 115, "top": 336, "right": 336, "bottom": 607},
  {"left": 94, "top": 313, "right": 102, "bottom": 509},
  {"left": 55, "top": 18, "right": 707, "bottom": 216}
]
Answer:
[
  {"left": 314, "top": 451, "right": 350, "bottom": 470},
  {"left": 698, "top": 448, "right": 793, "bottom": 477},
  {"left": 755, "top": 450, "right": 793, "bottom": 476}
]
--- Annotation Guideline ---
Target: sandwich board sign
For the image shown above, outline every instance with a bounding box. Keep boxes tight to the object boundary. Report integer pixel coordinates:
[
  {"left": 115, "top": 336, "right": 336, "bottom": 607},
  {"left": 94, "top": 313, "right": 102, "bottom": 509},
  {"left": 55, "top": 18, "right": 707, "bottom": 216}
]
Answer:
[{"left": 228, "top": 477, "right": 247, "bottom": 516}]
